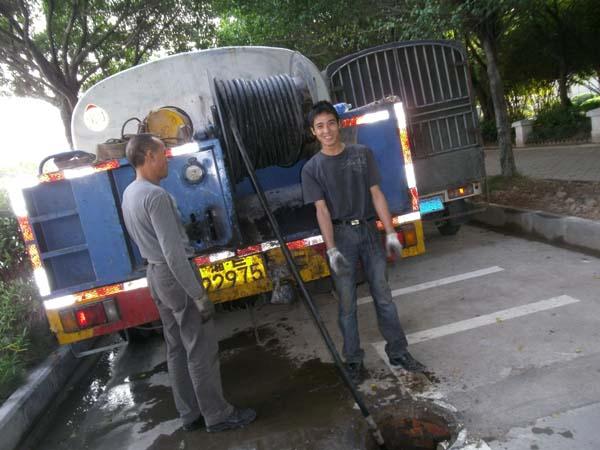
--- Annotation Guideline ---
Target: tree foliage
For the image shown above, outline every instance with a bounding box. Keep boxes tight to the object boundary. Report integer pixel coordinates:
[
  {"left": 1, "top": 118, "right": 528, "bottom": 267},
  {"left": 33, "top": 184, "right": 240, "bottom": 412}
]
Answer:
[
  {"left": 0, "top": 0, "right": 214, "bottom": 145},
  {"left": 212, "top": 0, "right": 396, "bottom": 67},
  {"left": 502, "top": 0, "right": 600, "bottom": 107}
]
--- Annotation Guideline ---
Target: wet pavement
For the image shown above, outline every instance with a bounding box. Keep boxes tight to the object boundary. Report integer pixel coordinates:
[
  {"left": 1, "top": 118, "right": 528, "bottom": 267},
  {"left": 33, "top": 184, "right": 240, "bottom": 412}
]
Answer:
[{"left": 30, "top": 323, "right": 432, "bottom": 450}]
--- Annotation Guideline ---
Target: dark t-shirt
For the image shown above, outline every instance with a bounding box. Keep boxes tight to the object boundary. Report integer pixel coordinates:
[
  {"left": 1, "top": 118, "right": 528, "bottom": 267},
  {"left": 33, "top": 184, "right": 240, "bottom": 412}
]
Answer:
[{"left": 301, "top": 144, "right": 381, "bottom": 220}]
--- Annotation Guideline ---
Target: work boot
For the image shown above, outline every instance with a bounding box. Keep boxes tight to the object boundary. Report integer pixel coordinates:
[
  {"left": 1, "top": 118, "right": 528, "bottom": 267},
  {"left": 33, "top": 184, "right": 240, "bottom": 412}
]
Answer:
[
  {"left": 344, "top": 362, "right": 364, "bottom": 385},
  {"left": 182, "top": 416, "right": 204, "bottom": 432},
  {"left": 389, "top": 351, "right": 426, "bottom": 372},
  {"left": 206, "top": 407, "right": 257, "bottom": 432}
]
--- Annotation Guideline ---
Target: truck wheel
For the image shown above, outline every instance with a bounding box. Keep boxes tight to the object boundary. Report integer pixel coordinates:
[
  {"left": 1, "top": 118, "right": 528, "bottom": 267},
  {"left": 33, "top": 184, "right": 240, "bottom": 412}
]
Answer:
[
  {"left": 119, "top": 321, "right": 163, "bottom": 342},
  {"left": 436, "top": 221, "right": 461, "bottom": 236}
]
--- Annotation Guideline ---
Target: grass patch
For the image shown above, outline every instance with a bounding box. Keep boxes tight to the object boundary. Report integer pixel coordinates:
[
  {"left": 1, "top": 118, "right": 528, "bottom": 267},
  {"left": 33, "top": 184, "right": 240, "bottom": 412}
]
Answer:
[
  {"left": 485, "top": 174, "right": 529, "bottom": 193},
  {"left": 0, "top": 188, "right": 57, "bottom": 404}
]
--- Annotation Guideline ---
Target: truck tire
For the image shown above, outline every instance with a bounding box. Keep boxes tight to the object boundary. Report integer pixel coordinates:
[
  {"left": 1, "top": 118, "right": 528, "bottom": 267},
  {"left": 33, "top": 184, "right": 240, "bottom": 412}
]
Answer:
[
  {"left": 436, "top": 199, "right": 467, "bottom": 236},
  {"left": 436, "top": 221, "right": 461, "bottom": 236}
]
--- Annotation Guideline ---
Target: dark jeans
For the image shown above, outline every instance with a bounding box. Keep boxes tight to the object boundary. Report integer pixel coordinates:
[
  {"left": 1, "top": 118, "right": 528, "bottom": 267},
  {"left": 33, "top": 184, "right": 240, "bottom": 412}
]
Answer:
[{"left": 330, "top": 221, "right": 408, "bottom": 364}]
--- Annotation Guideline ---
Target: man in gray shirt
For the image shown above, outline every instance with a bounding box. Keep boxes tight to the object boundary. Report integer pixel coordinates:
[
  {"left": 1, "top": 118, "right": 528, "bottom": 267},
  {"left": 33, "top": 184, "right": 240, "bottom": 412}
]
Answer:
[
  {"left": 121, "top": 134, "right": 256, "bottom": 432},
  {"left": 301, "top": 101, "right": 425, "bottom": 384}
]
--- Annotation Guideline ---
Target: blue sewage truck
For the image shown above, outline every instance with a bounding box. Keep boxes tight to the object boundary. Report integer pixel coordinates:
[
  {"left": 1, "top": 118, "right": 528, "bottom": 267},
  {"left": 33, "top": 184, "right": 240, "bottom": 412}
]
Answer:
[{"left": 10, "top": 42, "right": 484, "bottom": 348}]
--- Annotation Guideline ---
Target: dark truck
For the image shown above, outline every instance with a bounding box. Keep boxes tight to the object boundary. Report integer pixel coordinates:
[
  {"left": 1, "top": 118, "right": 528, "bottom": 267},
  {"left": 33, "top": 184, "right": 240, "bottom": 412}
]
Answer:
[{"left": 326, "top": 40, "right": 486, "bottom": 235}]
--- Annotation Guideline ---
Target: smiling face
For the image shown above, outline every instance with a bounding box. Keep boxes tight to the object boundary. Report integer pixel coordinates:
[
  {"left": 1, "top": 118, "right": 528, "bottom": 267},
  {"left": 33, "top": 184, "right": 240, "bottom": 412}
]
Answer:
[{"left": 311, "top": 111, "right": 341, "bottom": 150}]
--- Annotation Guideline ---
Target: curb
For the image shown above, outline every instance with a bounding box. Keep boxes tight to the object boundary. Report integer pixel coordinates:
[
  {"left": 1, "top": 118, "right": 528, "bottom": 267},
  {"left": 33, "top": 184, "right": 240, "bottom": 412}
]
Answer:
[
  {"left": 0, "top": 337, "right": 100, "bottom": 450},
  {"left": 472, "top": 203, "right": 600, "bottom": 254},
  {"left": 0, "top": 347, "right": 78, "bottom": 450}
]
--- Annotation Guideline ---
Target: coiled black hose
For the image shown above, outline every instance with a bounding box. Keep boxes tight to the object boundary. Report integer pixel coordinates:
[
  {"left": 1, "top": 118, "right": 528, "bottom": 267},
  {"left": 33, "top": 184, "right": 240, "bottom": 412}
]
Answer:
[{"left": 213, "top": 74, "right": 307, "bottom": 182}]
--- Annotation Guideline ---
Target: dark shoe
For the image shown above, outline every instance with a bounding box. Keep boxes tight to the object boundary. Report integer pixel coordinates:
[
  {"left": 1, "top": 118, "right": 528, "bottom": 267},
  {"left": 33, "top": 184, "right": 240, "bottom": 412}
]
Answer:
[
  {"left": 206, "top": 407, "right": 257, "bottom": 432},
  {"left": 389, "top": 351, "right": 426, "bottom": 372},
  {"left": 344, "top": 362, "right": 364, "bottom": 385},
  {"left": 182, "top": 416, "right": 204, "bottom": 432}
]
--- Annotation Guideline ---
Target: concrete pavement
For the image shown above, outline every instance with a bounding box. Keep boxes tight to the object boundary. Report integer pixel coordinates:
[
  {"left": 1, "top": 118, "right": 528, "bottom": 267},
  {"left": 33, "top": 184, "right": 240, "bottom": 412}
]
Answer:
[
  {"left": 485, "top": 143, "right": 600, "bottom": 181},
  {"left": 24, "top": 224, "right": 600, "bottom": 450}
]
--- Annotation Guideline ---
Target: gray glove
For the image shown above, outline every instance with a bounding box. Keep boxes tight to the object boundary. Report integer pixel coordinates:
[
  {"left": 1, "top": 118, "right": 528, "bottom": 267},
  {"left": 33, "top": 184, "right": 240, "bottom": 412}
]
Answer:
[
  {"left": 194, "top": 293, "right": 215, "bottom": 323},
  {"left": 326, "top": 247, "right": 350, "bottom": 275},
  {"left": 385, "top": 233, "right": 403, "bottom": 258}
]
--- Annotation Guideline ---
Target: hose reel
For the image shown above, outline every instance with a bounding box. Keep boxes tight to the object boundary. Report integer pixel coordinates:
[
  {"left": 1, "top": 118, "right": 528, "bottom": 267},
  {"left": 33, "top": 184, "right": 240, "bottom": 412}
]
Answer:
[{"left": 212, "top": 74, "right": 315, "bottom": 182}]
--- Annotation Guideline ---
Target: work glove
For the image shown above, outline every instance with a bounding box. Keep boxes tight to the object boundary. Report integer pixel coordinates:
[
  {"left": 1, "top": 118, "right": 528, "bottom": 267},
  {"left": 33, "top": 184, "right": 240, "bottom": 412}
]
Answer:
[
  {"left": 385, "top": 233, "right": 403, "bottom": 258},
  {"left": 194, "top": 292, "right": 215, "bottom": 323},
  {"left": 326, "top": 247, "right": 350, "bottom": 275}
]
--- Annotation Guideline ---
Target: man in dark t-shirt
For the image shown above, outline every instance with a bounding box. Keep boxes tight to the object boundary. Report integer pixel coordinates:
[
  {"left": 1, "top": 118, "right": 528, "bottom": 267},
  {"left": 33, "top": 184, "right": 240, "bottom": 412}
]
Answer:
[{"left": 301, "top": 101, "right": 425, "bottom": 383}]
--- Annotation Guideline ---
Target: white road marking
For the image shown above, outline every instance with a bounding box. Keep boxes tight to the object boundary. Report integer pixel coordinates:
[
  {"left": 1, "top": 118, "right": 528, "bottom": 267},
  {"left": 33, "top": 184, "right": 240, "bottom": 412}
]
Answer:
[
  {"left": 358, "top": 265, "right": 505, "bottom": 305},
  {"left": 372, "top": 295, "right": 581, "bottom": 360}
]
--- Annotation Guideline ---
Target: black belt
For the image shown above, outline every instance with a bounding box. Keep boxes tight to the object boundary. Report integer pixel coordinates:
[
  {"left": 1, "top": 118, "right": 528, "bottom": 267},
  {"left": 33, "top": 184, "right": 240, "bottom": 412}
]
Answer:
[{"left": 332, "top": 217, "right": 375, "bottom": 226}]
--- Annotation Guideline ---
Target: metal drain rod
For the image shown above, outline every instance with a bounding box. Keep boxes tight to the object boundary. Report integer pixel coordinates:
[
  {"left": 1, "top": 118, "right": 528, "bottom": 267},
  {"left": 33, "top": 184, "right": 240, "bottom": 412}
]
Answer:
[{"left": 230, "top": 120, "right": 388, "bottom": 449}]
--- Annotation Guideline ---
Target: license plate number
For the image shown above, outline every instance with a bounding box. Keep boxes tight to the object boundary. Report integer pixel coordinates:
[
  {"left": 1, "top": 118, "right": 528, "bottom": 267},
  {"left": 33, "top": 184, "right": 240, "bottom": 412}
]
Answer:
[
  {"left": 419, "top": 196, "right": 445, "bottom": 214},
  {"left": 199, "top": 254, "right": 266, "bottom": 292}
]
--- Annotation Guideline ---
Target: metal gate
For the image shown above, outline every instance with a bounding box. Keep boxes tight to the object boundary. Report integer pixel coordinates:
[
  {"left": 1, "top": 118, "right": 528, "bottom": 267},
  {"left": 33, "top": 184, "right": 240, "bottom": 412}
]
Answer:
[{"left": 326, "top": 40, "right": 485, "bottom": 196}]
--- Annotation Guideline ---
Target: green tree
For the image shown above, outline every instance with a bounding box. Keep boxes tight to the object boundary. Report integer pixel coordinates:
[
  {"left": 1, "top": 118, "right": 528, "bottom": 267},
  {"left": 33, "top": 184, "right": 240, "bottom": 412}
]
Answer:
[
  {"left": 0, "top": 0, "right": 213, "bottom": 146},
  {"left": 212, "top": 0, "right": 387, "bottom": 67},
  {"left": 502, "top": 0, "right": 600, "bottom": 108}
]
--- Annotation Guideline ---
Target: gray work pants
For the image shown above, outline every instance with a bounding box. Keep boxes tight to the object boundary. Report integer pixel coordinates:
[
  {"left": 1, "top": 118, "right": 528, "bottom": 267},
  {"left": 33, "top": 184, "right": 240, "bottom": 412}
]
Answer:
[{"left": 147, "top": 263, "right": 233, "bottom": 427}]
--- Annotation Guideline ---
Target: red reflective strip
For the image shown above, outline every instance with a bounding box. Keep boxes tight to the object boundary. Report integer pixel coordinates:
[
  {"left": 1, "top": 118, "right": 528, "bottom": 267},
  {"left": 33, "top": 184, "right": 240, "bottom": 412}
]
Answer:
[
  {"left": 410, "top": 187, "right": 420, "bottom": 211},
  {"left": 165, "top": 148, "right": 174, "bottom": 158},
  {"left": 73, "top": 283, "right": 124, "bottom": 303},
  {"left": 236, "top": 245, "right": 261, "bottom": 257},
  {"left": 286, "top": 239, "right": 306, "bottom": 250},
  {"left": 340, "top": 117, "right": 358, "bottom": 128},
  {"left": 95, "top": 160, "right": 120, "bottom": 171},
  {"left": 39, "top": 171, "right": 65, "bottom": 183},
  {"left": 27, "top": 244, "right": 42, "bottom": 268},
  {"left": 18, "top": 217, "right": 34, "bottom": 242},
  {"left": 399, "top": 129, "right": 413, "bottom": 164},
  {"left": 194, "top": 255, "right": 210, "bottom": 266}
]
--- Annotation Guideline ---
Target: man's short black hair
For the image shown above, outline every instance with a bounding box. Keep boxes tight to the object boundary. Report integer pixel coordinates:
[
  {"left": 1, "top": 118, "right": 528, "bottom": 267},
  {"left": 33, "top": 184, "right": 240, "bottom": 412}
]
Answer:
[
  {"left": 307, "top": 100, "right": 339, "bottom": 128},
  {"left": 126, "top": 133, "right": 163, "bottom": 168}
]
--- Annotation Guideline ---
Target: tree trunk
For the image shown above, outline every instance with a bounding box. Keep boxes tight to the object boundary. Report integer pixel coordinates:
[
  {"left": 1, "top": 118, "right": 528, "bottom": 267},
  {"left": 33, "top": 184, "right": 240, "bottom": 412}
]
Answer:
[
  {"left": 57, "top": 93, "right": 78, "bottom": 149},
  {"left": 558, "top": 60, "right": 571, "bottom": 107},
  {"left": 479, "top": 31, "right": 516, "bottom": 177},
  {"left": 472, "top": 70, "right": 495, "bottom": 122}
]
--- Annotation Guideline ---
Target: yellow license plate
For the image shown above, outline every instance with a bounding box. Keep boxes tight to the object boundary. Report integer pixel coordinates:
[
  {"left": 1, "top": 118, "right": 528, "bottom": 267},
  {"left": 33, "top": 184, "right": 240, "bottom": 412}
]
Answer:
[{"left": 199, "top": 254, "right": 266, "bottom": 292}]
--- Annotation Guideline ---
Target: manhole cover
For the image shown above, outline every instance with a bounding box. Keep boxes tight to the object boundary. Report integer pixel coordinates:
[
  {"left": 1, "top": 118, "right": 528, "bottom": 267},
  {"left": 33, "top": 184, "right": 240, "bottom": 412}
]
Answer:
[
  {"left": 379, "top": 416, "right": 452, "bottom": 450},
  {"left": 367, "top": 402, "right": 459, "bottom": 450}
]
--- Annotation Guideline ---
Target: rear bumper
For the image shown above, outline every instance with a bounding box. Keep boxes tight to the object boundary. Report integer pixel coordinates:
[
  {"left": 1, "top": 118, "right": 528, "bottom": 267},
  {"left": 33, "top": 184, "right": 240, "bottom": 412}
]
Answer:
[{"left": 45, "top": 220, "right": 426, "bottom": 346}]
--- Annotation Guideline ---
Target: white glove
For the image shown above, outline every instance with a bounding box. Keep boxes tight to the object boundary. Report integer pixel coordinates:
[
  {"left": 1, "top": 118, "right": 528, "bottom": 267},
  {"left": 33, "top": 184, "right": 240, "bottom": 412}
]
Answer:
[
  {"left": 194, "top": 292, "right": 215, "bottom": 323},
  {"left": 385, "top": 233, "right": 403, "bottom": 258},
  {"left": 326, "top": 247, "right": 350, "bottom": 275}
]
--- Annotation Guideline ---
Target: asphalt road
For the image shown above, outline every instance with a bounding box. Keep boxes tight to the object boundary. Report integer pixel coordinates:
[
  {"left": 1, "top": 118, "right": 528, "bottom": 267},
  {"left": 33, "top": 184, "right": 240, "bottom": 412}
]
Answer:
[{"left": 26, "top": 223, "right": 600, "bottom": 450}]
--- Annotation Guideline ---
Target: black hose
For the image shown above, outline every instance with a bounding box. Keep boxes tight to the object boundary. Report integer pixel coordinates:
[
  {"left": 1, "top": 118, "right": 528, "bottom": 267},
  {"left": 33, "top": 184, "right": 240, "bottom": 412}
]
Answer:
[
  {"left": 229, "top": 119, "right": 388, "bottom": 449},
  {"left": 38, "top": 151, "right": 96, "bottom": 175},
  {"left": 213, "top": 75, "right": 306, "bottom": 182}
]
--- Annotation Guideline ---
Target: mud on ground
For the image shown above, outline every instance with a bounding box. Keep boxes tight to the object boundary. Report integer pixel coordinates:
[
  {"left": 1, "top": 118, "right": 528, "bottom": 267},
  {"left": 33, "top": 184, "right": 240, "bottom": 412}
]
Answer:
[{"left": 487, "top": 176, "right": 600, "bottom": 221}]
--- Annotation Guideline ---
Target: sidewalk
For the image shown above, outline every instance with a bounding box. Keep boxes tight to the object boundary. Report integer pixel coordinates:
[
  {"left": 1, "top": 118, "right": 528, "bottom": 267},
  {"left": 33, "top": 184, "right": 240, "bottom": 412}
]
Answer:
[{"left": 485, "top": 143, "right": 600, "bottom": 181}]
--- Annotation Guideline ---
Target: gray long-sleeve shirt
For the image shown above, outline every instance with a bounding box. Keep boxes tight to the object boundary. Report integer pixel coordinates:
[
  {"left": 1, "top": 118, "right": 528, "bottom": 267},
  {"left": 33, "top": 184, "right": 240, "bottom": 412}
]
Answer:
[{"left": 122, "top": 178, "right": 204, "bottom": 300}]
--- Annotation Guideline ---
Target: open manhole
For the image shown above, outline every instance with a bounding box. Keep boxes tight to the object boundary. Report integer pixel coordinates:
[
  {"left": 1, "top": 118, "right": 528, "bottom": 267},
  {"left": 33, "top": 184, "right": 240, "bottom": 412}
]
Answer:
[{"left": 367, "top": 402, "right": 461, "bottom": 450}]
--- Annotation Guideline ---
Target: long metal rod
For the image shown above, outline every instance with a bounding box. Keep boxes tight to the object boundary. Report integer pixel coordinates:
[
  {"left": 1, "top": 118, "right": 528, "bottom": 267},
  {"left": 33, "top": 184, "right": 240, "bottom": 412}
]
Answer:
[{"left": 229, "top": 120, "right": 387, "bottom": 449}]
